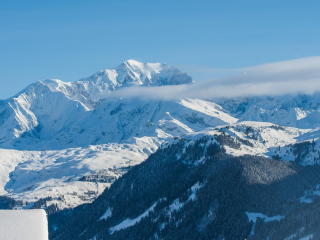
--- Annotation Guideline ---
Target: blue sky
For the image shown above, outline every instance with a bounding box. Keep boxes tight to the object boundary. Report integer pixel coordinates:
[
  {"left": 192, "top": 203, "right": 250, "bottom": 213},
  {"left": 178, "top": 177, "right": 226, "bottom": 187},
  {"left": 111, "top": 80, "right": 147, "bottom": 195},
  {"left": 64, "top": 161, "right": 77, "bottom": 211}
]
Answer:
[{"left": 1, "top": 0, "right": 320, "bottom": 99}]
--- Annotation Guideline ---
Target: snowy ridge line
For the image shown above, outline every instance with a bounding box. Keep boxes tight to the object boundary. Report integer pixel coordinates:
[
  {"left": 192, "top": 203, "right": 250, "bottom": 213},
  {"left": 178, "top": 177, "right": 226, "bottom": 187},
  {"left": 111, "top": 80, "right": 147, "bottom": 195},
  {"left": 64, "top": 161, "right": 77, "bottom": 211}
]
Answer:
[{"left": 167, "top": 121, "right": 320, "bottom": 166}]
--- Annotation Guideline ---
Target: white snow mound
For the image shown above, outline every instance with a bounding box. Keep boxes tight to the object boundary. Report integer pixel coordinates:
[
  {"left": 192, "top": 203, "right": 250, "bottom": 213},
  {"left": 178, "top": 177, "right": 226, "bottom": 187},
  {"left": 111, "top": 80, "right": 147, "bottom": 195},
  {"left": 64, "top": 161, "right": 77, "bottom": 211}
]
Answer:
[{"left": 0, "top": 209, "right": 48, "bottom": 240}]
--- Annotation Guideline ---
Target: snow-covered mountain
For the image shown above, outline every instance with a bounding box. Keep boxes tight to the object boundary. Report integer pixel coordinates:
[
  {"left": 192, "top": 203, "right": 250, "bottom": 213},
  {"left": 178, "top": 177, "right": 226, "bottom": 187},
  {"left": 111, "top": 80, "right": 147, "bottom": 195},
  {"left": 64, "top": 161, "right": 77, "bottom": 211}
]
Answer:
[
  {"left": 216, "top": 93, "right": 320, "bottom": 128},
  {"left": 0, "top": 60, "right": 320, "bottom": 210},
  {"left": 0, "top": 60, "right": 195, "bottom": 149},
  {"left": 43, "top": 59, "right": 193, "bottom": 108},
  {"left": 0, "top": 60, "right": 231, "bottom": 208}
]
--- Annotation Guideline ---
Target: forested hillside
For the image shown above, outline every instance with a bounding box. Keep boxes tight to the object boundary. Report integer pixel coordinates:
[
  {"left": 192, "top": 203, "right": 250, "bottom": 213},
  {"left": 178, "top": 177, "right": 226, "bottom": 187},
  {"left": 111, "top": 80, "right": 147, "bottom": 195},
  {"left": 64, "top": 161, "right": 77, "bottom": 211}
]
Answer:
[{"left": 49, "top": 135, "right": 320, "bottom": 240}]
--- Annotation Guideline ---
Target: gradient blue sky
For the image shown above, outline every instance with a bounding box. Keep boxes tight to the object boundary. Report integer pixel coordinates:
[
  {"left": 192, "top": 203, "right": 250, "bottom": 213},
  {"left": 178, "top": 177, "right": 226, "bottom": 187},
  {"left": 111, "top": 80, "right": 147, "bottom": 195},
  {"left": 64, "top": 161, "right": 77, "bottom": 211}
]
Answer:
[{"left": 1, "top": 0, "right": 320, "bottom": 99}]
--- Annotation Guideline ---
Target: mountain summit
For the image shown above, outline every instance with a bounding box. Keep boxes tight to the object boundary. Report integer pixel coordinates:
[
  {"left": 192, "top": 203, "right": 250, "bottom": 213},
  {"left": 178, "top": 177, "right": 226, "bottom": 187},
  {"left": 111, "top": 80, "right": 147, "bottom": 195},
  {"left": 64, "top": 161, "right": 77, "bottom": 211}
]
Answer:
[
  {"left": 43, "top": 60, "right": 193, "bottom": 105},
  {"left": 0, "top": 60, "right": 196, "bottom": 149},
  {"left": 84, "top": 59, "right": 194, "bottom": 87}
]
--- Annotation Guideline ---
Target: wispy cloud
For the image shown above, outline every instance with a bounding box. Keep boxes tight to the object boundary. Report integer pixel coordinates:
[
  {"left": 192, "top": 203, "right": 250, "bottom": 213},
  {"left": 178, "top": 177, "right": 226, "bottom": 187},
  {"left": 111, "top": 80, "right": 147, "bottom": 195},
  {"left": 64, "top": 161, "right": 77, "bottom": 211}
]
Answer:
[{"left": 109, "top": 56, "right": 320, "bottom": 99}]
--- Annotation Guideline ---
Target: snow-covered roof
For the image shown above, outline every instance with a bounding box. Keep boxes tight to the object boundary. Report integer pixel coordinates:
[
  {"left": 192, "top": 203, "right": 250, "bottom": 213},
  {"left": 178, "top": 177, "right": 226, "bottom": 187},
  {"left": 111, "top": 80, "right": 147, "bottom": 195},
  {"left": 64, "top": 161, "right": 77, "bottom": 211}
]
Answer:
[{"left": 0, "top": 209, "right": 48, "bottom": 240}]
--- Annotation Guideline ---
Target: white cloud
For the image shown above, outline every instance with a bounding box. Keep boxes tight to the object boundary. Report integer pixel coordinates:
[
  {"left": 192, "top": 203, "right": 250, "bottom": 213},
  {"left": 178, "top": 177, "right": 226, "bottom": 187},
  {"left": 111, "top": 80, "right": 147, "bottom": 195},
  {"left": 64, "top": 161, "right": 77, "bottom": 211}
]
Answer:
[{"left": 109, "top": 56, "right": 320, "bottom": 99}]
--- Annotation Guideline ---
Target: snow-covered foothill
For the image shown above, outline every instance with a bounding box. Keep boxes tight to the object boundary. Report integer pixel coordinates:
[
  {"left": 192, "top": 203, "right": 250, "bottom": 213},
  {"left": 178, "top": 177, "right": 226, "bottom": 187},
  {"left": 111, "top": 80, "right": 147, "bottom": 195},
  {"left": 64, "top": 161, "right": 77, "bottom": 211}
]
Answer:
[
  {"left": 181, "top": 121, "right": 318, "bottom": 166},
  {"left": 1, "top": 138, "right": 160, "bottom": 209}
]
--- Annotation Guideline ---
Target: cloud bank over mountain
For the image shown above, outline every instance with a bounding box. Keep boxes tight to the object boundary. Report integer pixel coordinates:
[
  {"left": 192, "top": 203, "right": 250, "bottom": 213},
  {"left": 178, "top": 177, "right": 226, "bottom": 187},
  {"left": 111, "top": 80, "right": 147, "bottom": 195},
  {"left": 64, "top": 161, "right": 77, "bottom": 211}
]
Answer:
[{"left": 110, "top": 56, "right": 320, "bottom": 99}]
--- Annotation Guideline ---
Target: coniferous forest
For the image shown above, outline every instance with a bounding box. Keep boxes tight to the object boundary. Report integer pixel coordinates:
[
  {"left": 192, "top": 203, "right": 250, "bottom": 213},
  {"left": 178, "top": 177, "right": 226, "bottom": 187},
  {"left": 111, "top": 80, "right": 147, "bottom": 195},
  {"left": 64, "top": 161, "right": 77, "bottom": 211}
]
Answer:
[{"left": 47, "top": 136, "right": 320, "bottom": 240}]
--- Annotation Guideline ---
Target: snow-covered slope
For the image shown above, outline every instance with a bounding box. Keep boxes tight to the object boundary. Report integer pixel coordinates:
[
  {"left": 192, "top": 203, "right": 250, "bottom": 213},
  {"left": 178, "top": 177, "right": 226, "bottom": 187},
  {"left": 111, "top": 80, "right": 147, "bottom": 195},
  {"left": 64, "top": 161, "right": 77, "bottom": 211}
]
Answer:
[
  {"left": 1, "top": 137, "right": 160, "bottom": 209},
  {"left": 0, "top": 96, "right": 237, "bottom": 150},
  {"left": 217, "top": 93, "right": 320, "bottom": 129},
  {"left": 182, "top": 121, "right": 318, "bottom": 165},
  {"left": 0, "top": 96, "right": 238, "bottom": 208},
  {"left": 0, "top": 81, "right": 89, "bottom": 149}
]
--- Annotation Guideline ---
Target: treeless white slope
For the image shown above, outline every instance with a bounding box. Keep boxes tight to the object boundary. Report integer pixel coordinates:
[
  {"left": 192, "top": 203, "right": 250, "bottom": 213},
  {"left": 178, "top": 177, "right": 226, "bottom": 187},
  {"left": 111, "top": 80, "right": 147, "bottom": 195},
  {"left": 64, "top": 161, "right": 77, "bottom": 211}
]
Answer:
[
  {"left": 217, "top": 93, "right": 320, "bottom": 129},
  {"left": 2, "top": 137, "right": 160, "bottom": 209},
  {"left": 0, "top": 94, "right": 237, "bottom": 150},
  {"left": 0, "top": 209, "right": 48, "bottom": 240}
]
